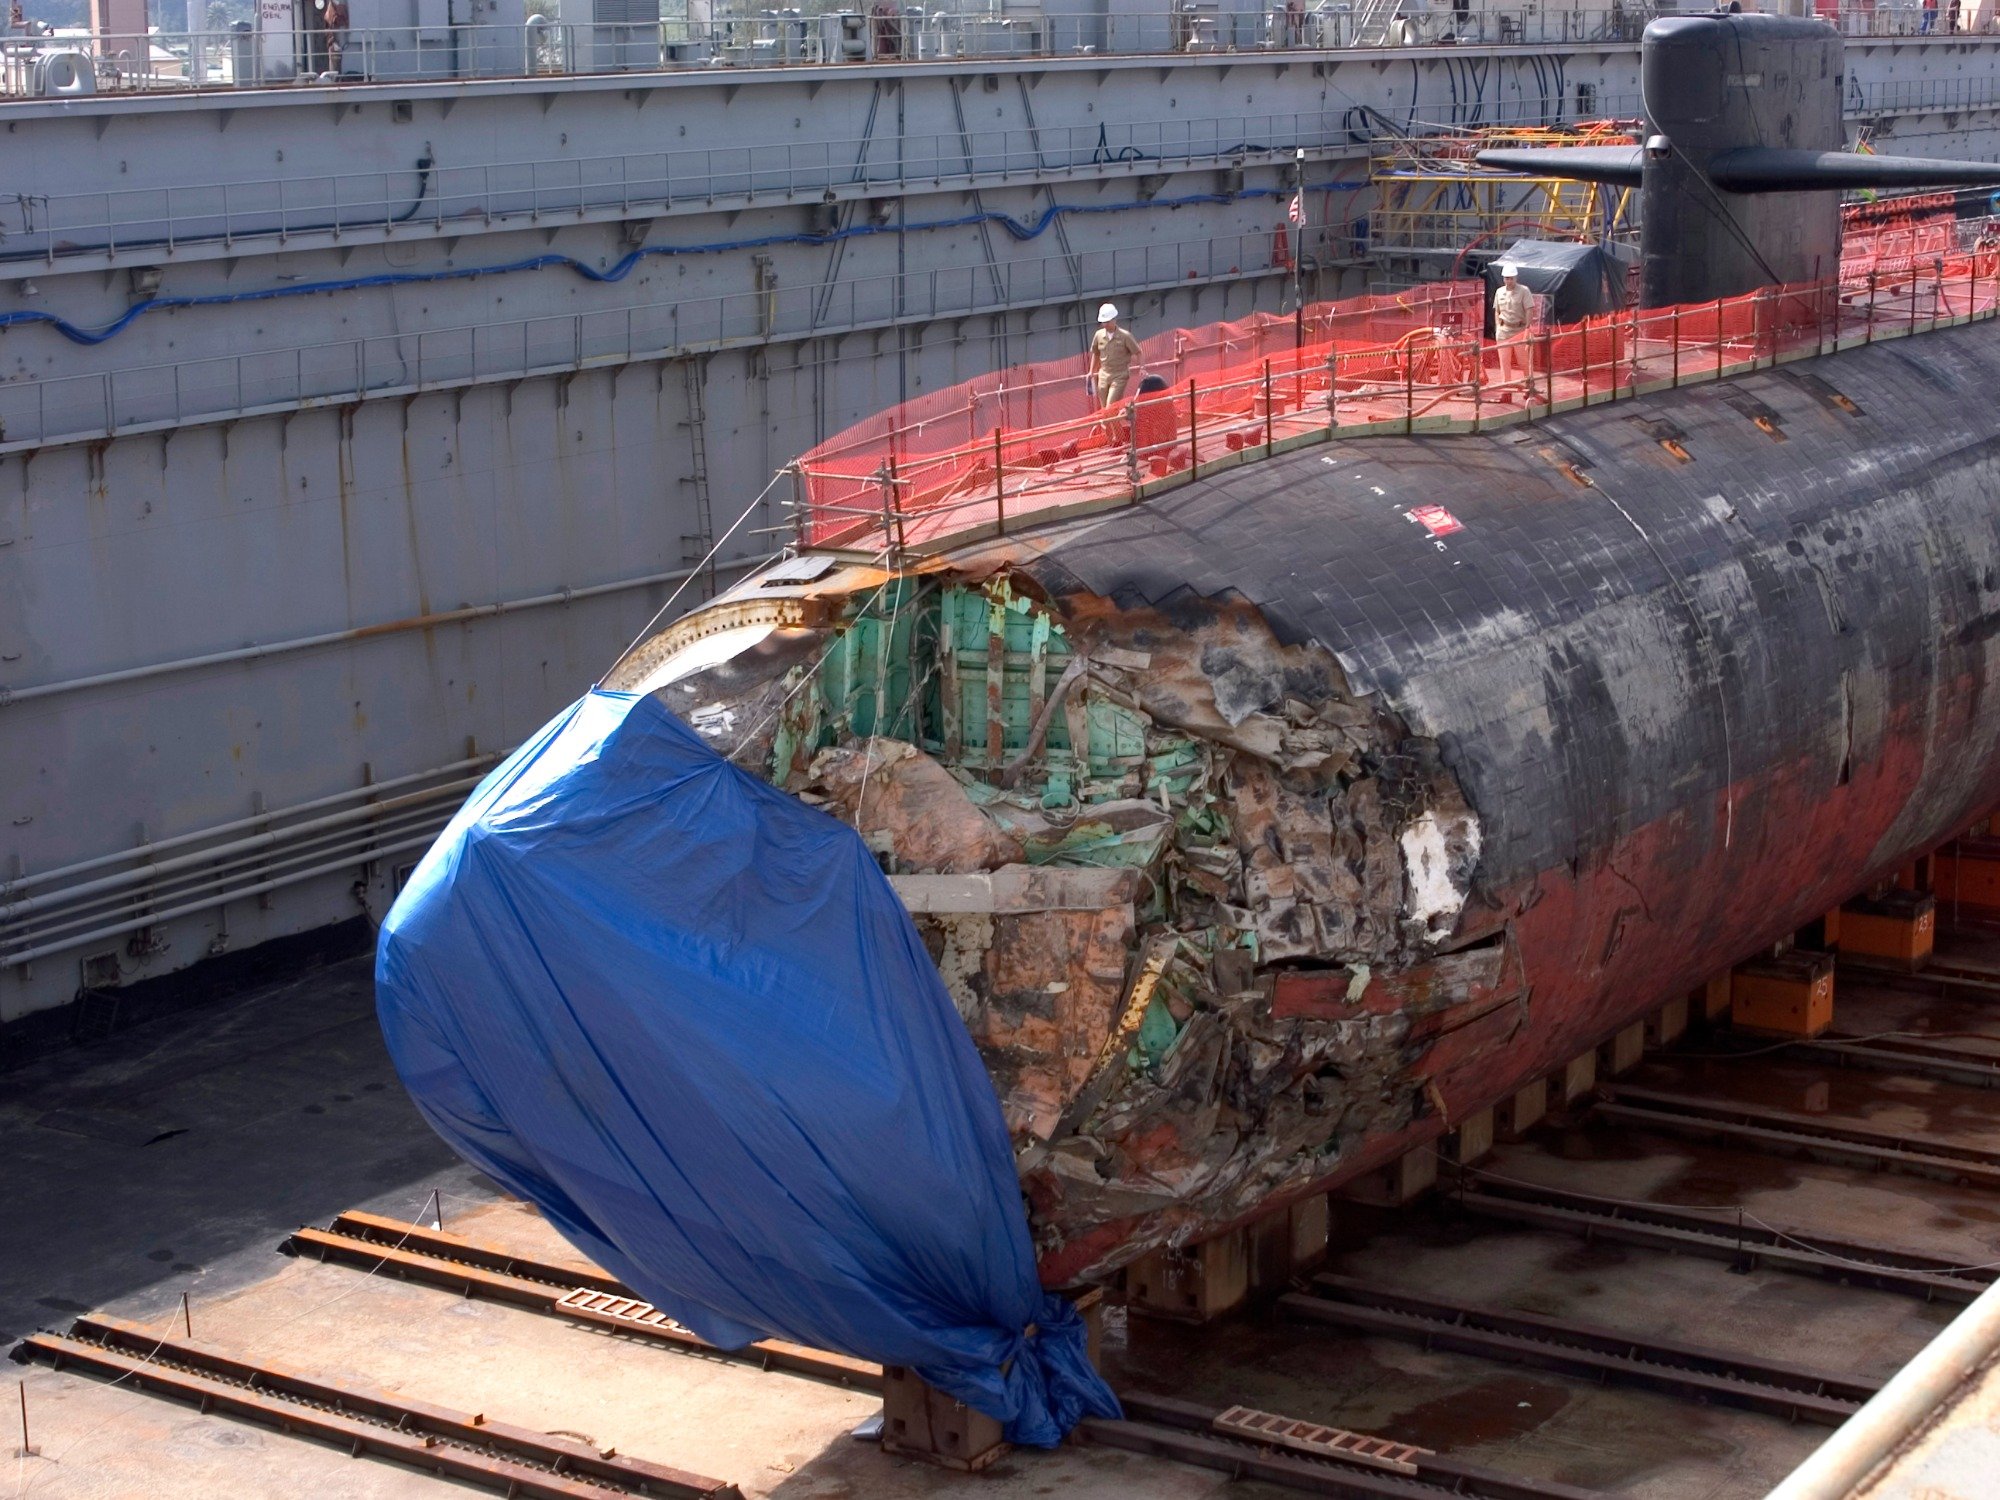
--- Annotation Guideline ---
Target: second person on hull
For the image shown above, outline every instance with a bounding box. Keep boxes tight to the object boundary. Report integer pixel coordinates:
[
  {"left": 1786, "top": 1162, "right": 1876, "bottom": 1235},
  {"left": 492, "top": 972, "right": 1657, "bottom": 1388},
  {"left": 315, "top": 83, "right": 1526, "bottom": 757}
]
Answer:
[{"left": 1087, "top": 302, "right": 1145, "bottom": 409}]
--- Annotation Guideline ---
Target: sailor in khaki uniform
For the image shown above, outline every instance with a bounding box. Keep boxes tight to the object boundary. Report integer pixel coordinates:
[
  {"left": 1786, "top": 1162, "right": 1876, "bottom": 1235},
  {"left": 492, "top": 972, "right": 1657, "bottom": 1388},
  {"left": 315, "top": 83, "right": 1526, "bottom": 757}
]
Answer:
[
  {"left": 1086, "top": 302, "right": 1144, "bottom": 408},
  {"left": 1491, "top": 263, "right": 1542, "bottom": 399}
]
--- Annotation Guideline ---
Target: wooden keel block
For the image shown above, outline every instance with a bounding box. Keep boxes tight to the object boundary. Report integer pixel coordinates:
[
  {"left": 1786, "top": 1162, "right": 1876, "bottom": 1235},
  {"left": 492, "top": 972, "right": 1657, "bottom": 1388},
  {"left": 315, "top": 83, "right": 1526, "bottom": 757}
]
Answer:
[
  {"left": 1839, "top": 890, "right": 1936, "bottom": 971},
  {"left": 1645, "top": 996, "right": 1689, "bottom": 1049},
  {"left": 1247, "top": 1194, "right": 1331, "bottom": 1292},
  {"left": 1338, "top": 1146, "right": 1438, "bottom": 1209},
  {"left": 1731, "top": 950, "right": 1835, "bottom": 1038},
  {"left": 1445, "top": 1108, "right": 1495, "bottom": 1166},
  {"left": 1698, "top": 973, "right": 1733, "bottom": 1022},
  {"left": 1558, "top": 1048, "right": 1597, "bottom": 1104},
  {"left": 1495, "top": 1079, "right": 1547, "bottom": 1140},
  {"left": 1248, "top": 1210, "right": 1294, "bottom": 1294},
  {"left": 1796, "top": 907, "right": 1841, "bottom": 952},
  {"left": 1599, "top": 1022, "right": 1645, "bottom": 1078},
  {"left": 1071, "top": 1285, "right": 1105, "bottom": 1370},
  {"left": 1289, "top": 1194, "right": 1330, "bottom": 1275},
  {"left": 1126, "top": 1229, "right": 1250, "bottom": 1323},
  {"left": 1895, "top": 852, "right": 1937, "bottom": 896},
  {"left": 881, "top": 1365, "right": 1006, "bottom": 1472}
]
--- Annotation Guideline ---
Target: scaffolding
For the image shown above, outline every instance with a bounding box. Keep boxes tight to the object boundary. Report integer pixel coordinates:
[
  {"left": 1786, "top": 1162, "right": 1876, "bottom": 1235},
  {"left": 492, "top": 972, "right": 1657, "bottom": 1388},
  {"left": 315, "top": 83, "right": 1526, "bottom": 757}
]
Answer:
[{"left": 1367, "top": 121, "right": 1641, "bottom": 267}]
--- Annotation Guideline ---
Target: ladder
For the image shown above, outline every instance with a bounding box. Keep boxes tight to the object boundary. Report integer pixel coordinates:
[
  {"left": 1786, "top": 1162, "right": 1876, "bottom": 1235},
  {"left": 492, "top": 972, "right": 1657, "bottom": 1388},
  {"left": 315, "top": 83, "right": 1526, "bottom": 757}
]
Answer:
[
  {"left": 678, "top": 355, "right": 717, "bottom": 601},
  {"left": 1351, "top": 0, "right": 1405, "bottom": 46}
]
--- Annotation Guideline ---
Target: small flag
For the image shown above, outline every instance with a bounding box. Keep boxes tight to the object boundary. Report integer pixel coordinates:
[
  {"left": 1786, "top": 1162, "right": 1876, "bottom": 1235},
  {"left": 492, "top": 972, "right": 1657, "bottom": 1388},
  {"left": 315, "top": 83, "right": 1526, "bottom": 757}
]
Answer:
[{"left": 1287, "top": 192, "right": 1304, "bottom": 225}]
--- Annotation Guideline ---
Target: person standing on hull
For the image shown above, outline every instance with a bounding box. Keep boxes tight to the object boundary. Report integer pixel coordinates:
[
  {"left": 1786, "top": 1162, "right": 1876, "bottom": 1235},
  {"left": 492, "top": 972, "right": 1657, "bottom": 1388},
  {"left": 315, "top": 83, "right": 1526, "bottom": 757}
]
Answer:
[
  {"left": 1087, "top": 303, "right": 1145, "bottom": 411},
  {"left": 1492, "top": 263, "right": 1543, "bottom": 401}
]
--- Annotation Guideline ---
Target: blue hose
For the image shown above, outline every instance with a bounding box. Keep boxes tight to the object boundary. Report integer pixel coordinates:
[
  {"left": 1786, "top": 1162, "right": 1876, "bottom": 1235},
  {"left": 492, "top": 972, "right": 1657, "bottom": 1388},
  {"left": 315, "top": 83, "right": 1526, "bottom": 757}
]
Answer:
[{"left": 1, "top": 182, "right": 1358, "bottom": 347}]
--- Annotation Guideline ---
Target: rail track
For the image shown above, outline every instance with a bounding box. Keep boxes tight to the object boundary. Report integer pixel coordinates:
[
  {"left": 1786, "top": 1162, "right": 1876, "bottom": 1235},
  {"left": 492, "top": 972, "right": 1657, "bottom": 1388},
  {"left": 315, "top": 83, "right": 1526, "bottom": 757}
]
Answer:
[
  {"left": 287, "top": 1215, "right": 1599, "bottom": 1497},
  {"left": 1083, "top": 1392, "right": 1601, "bottom": 1500},
  {"left": 11, "top": 1314, "right": 742, "bottom": 1499},
  {"left": 1279, "top": 1274, "right": 1876, "bottom": 1425},
  {"left": 30, "top": 935, "right": 2000, "bottom": 1499},
  {"left": 285, "top": 1211, "right": 879, "bottom": 1388},
  {"left": 1593, "top": 1082, "right": 2000, "bottom": 1189},
  {"left": 1442, "top": 1172, "right": 1996, "bottom": 1303}
]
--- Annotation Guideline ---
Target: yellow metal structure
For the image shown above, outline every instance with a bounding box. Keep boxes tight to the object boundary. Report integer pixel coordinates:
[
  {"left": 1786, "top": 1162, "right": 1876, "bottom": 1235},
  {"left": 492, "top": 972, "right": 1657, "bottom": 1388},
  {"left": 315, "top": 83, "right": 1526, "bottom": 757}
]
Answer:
[{"left": 1368, "top": 121, "right": 1639, "bottom": 262}]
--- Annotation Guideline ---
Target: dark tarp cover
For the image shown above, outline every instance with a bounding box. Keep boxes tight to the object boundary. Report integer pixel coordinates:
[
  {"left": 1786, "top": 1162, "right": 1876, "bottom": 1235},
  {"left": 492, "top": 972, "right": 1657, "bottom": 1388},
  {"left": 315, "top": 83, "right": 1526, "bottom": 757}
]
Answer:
[{"left": 375, "top": 689, "right": 1120, "bottom": 1445}]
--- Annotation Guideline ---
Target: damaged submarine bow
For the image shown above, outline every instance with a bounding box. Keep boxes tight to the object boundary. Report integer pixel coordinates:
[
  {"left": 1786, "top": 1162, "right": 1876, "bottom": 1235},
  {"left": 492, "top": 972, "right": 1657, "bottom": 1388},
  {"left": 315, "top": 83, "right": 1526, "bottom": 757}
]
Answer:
[{"left": 596, "top": 13, "right": 2000, "bottom": 1287}]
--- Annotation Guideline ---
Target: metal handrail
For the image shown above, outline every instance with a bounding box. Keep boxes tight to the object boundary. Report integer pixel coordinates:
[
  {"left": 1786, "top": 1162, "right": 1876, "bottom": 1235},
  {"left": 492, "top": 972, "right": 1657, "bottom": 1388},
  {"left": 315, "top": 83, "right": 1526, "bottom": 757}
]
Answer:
[
  {"left": 3, "top": 6, "right": 1994, "bottom": 101},
  {"left": 791, "top": 249, "right": 2000, "bottom": 553},
  {"left": 0, "top": 9, "right": 1662, "bottom": 99}
]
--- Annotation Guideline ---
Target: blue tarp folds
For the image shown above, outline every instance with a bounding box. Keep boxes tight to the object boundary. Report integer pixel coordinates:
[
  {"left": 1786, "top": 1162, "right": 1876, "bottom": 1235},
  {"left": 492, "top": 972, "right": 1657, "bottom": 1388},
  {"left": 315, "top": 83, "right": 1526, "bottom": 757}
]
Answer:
[{"left": 375, "top": 689, "right": 1119, "bottom": 1445}]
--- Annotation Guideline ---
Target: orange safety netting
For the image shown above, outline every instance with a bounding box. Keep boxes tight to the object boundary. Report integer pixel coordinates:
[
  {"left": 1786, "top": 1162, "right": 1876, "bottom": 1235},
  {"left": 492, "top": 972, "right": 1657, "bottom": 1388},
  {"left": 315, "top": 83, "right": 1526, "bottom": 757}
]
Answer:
[
  {"left": 794, "top": 284, "right": 1480, "bottom": 540},
  {"left": 795, "top": 244, "right": 2000, "bottom": 554}
]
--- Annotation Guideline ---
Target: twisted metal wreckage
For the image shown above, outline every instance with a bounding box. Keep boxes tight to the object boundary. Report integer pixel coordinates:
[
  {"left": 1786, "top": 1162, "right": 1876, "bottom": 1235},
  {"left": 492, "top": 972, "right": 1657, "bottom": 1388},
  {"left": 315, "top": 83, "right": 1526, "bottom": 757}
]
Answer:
[{"left": 608, "top": 561, "right": 1493, "bottom": 1285}]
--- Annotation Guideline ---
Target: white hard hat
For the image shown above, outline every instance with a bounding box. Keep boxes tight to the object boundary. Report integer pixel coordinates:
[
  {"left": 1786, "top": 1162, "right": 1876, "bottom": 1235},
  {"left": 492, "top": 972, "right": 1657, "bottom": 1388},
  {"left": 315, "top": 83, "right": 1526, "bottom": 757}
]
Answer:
[
  {"left": 1097, "top": 302, "right": 1119, "bottom": 323},
  {"left": 1498, "top": 262, "right": 1520, "bottom": 278}
]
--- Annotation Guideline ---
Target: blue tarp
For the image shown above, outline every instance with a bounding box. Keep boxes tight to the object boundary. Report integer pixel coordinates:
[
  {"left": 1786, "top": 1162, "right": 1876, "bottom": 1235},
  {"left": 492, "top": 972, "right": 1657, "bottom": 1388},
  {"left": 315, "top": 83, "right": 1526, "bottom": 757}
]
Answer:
[{"left": 375, "top": 688, "right": 1119, "bottom": 1446}]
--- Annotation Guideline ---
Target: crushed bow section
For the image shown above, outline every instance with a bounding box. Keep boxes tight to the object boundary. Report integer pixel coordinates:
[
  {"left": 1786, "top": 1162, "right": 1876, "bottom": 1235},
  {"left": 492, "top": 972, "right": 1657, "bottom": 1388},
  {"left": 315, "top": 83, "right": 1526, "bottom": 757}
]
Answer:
[{"left": 615, "top": 565, "right": 1512, "bottom": 1281}]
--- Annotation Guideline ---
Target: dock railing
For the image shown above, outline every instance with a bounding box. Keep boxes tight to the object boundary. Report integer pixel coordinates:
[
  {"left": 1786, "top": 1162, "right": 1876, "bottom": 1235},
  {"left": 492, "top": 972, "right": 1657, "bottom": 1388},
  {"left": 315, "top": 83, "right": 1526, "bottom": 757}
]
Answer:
[
  {"left": 792, "top": 227, "right": 2000, "bottom": 555},
  {"left": 5, "top": 6, "right": 1997, "bottom": 99}
]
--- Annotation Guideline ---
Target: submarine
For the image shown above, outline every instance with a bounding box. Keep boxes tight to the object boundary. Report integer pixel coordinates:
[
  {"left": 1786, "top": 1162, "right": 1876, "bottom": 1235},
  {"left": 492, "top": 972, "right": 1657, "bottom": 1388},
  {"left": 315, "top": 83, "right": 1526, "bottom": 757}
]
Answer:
[{"left": 383, "top": 12, "right": 2000, "bottom": 1299}]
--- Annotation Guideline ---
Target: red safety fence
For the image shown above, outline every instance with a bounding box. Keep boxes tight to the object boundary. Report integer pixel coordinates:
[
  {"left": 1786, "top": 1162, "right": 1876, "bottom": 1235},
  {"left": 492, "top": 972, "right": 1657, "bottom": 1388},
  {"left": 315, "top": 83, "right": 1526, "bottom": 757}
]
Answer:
[
  {"left": 793, "top": 284, "right": 1480, "bottom": 536},
  {"left": 794, "top": 238, "right": 2000, "bottom": 554}
]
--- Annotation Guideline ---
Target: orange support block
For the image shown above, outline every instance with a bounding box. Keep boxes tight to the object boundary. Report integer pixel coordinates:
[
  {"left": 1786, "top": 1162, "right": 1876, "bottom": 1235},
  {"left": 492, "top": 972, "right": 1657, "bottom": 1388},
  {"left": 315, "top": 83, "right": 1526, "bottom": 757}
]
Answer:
[
  {"left": 1731, "top": 950, "right": 1835, "bottom": 1038},
  {"left": 1839, "top": 890, "right": 1936, "bottom": 971}
]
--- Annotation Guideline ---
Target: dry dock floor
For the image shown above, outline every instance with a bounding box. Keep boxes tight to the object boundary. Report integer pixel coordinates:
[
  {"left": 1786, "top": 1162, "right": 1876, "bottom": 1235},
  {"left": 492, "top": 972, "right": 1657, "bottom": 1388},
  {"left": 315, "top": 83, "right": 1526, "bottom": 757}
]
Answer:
[{"left": 8, "top": 944, "right": 2000, "bottom": 1498}]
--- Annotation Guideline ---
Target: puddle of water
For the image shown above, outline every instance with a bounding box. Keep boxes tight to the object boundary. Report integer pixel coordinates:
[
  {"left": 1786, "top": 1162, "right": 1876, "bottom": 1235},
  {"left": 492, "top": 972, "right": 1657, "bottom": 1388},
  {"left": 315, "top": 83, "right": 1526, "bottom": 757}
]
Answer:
[
  {"left": 1654, "top": 1147, "right": 1805, "bottom": 1206},
  {"left": 1377, "top": 1372, "right": 1574, "bottom": 1450}
]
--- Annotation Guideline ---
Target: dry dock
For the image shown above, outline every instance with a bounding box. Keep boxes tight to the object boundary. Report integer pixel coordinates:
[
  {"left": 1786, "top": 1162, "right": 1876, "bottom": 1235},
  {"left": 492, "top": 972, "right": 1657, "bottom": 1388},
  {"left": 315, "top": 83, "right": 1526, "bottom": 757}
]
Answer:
[{"left": 16, "top": 893, "right": 2000, "bottom": 1498}]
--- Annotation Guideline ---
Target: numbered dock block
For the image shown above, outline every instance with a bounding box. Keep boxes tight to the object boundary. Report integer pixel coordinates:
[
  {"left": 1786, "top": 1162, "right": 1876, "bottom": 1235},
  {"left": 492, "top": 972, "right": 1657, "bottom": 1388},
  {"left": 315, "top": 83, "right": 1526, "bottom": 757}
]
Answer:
[
  {"left": 1839, "top": 890, "right": 1936, "bottom": 971},
  {"left": 1126, "top": 1227, "right": 1251, "bottom": 1323},
  {"left": 1731, "top": 949, "right": 1835, "bottom": 1038},
  {"left": 1935, "top": 837, "right": 2000, "bottom": 923}
]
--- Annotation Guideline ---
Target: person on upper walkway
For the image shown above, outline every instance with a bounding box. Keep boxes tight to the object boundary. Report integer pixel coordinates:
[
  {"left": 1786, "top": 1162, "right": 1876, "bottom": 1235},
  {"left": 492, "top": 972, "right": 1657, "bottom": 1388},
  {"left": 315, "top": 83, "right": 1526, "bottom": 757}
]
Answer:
[
  {"left": 1492, "top": 262, "right": 1543, "bottom": 401},
  {"left": 1086, "top": 303, "right": 1144, "bottom": 409}
]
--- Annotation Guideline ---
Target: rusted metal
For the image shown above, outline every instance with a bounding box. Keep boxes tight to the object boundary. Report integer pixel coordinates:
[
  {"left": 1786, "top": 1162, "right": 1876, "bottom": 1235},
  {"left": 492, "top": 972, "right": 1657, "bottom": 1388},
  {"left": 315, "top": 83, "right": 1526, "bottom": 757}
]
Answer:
[
  {"left": 14, "top": 1315, "right": 741, "bottom": 1499},
  {"left": 1594, "top": 1085, "right": 2000, "bottom": 1189},
  {"left": 286, "top": 1214, "right": 881, "bottom": 1389},
  {"left": 1094, "top": 1392, "right": 1599, "bottom": 1500},
  {"left": 1281, "top": 1276, "right": 1875, "bottom": 1425}
]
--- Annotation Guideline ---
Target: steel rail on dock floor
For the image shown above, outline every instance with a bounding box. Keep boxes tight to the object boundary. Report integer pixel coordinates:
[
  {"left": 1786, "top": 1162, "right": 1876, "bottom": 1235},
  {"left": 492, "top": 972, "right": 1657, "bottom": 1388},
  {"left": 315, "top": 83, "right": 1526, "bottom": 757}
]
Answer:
[
  {"left": 295, "top": 1214, "right": 1591, "bottom": 1498},
  {"left": 10, "top": 1314, "right": 741, "bottom": 1499},
  {"left": 1780, "top": 1032, "right": 2000, "bottom": 1091},
  {"left": 1442, "top": 1173, "right": 1995, "bottom": 1303},
  {"left": 1083, "top": 1392, "right": 1603, "bottom": 1500},
  {"left": 1595, "top": 1084, "right": 2000, "bottom": 1189},
  {"left": 1280, "top": 1275, "right": 1877, "bottom": 1425},
  {"left": 285, "top": 1212, "right": 881, "bottom": 1389}
]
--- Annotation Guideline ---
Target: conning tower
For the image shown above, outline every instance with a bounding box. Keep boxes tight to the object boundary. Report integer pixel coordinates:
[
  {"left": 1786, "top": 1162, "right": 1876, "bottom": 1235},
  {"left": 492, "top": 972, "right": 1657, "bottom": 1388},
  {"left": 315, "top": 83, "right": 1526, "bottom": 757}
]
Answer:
[{"left": 1479, "top": 13, "right": 2000, "bottom": 305}]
